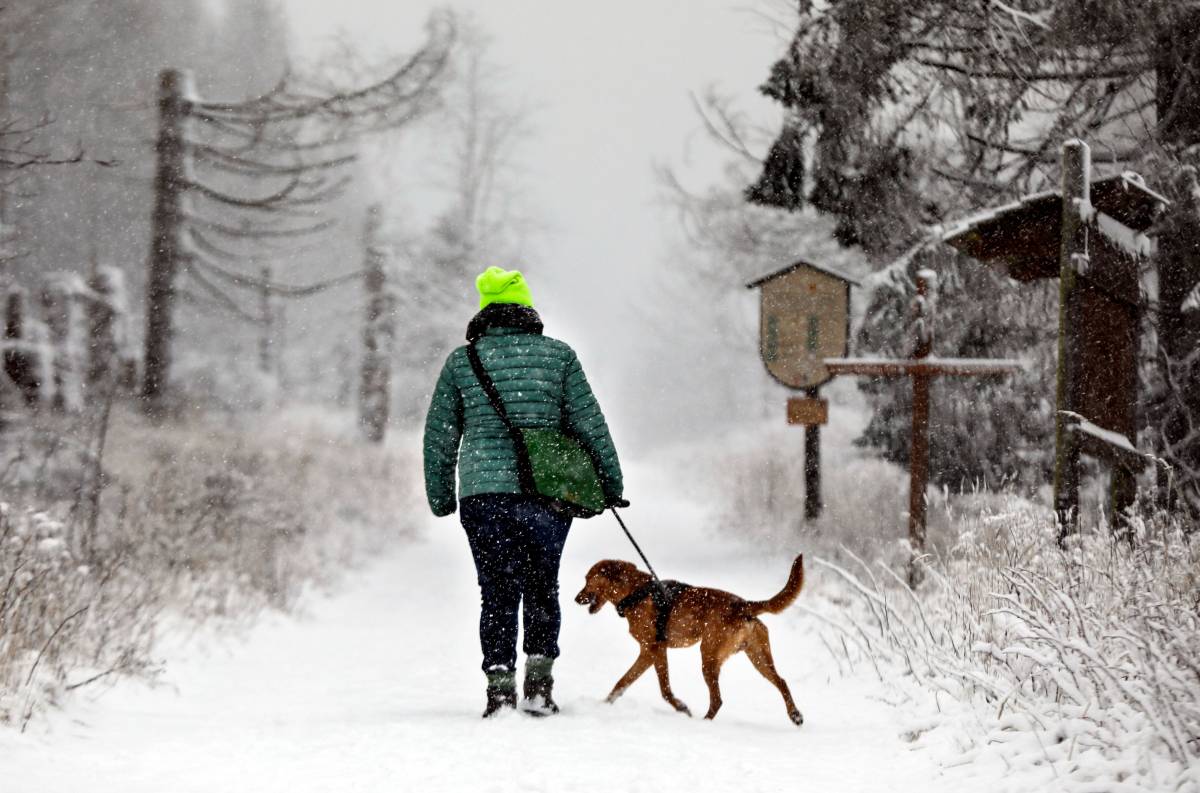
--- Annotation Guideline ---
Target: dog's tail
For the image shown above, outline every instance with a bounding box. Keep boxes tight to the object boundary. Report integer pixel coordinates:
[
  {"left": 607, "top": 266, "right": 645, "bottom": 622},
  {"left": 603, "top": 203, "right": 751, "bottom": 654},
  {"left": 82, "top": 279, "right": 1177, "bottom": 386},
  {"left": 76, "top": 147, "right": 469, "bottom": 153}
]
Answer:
[{"left": 742, "top": 555, "right": 804, "bottom": 616}]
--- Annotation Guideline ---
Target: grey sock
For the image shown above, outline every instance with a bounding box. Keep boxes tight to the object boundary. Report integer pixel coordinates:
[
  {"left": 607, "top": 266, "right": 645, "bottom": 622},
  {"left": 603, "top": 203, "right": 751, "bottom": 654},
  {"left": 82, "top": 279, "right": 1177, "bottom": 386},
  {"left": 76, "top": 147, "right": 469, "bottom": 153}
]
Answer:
[
  {"left": 486, "top": 666, "right": 516, "bottom": 691},
  {"left": 525, "top": 654, "right": 554, "bottom": 681}
]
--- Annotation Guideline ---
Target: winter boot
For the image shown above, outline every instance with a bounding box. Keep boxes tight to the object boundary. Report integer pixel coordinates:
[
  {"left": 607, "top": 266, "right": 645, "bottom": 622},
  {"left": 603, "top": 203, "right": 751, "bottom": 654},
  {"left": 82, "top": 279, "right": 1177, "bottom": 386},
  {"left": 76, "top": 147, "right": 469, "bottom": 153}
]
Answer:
[
  {"left": 521, "top": 655, "right": 559, "bottom": 716},
  {"left": 482, "top": 667, "right": 517, "bottom": 719}
]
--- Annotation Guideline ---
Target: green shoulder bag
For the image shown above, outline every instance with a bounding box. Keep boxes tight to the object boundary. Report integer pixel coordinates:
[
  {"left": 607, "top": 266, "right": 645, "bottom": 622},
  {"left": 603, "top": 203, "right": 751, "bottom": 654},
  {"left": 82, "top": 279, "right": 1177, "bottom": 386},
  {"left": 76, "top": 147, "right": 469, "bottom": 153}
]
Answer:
[{"left": 466, "top": 343, "right": 606, "bottom": 518}]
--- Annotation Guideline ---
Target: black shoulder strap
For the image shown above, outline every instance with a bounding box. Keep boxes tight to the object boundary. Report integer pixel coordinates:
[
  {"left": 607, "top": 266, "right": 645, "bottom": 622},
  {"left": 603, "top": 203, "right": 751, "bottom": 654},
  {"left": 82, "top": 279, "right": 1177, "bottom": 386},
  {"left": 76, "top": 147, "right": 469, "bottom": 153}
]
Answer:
[{"left": 466, "top": 342, "right": 537, "bottom": 495}]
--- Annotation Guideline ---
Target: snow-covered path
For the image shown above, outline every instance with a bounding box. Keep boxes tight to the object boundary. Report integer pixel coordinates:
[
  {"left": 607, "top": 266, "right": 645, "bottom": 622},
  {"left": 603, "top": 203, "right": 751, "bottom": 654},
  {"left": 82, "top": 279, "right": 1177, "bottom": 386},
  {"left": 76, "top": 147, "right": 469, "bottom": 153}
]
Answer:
[{"left": 5, "top": 465, "right": 950, "bottom": 793}]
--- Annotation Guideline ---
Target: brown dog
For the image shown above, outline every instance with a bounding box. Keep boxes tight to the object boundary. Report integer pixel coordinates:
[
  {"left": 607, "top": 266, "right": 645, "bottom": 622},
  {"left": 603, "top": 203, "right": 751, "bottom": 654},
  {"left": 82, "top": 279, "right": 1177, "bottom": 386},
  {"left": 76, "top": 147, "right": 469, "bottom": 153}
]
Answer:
[{"left": 574, "top": 555, "right": 804, "bottom": 725}]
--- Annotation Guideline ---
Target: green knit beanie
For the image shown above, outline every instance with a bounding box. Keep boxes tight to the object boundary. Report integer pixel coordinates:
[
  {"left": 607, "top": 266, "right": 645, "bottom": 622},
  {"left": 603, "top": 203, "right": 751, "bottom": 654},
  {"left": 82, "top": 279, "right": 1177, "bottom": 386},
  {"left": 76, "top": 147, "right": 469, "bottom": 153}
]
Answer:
[{"left": 476, "top": 267, "right": 534, "bottom": 310}]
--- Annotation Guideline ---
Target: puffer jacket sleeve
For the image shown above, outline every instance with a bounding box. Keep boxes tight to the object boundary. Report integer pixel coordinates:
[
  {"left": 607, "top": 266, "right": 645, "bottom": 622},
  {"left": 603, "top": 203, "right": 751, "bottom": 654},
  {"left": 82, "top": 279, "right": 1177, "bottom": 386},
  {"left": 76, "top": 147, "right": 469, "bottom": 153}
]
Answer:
[
  {"left": 561, "top": 348, "right": 623, "bottom": 502},
  {"left": 423, "top": 351, "right": 464, "bottom": 516}
]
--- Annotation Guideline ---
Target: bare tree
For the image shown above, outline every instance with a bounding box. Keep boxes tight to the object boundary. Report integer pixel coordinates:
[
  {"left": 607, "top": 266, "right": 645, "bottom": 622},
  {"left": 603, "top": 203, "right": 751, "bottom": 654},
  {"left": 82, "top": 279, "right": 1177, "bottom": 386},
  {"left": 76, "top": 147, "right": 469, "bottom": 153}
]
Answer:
[
  {"left": 395, "top": 19, "right": 537, "bottom": 420},
  {"left": 0, "top": 1, "right": 113, "bottom": 266},
  {"left": 139, "top": 11, "right": 455, "bottom": 415}
]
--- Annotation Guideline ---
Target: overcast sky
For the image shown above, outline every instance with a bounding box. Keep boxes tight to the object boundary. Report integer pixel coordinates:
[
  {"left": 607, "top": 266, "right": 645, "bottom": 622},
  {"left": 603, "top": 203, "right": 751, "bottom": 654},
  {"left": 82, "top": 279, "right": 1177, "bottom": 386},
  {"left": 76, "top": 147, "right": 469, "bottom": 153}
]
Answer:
[{"left": 280, "top": 0, "right": 789, "bottom": 441}]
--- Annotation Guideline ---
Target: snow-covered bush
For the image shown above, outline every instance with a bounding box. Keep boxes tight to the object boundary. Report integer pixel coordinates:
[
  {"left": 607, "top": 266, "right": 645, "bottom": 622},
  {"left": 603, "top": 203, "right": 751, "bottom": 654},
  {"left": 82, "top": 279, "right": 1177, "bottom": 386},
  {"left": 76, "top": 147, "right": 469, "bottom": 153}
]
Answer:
[
  {"left": 0, "top": 504, "right": 158, "bottom": 727},
  {"left": 680, "top": 412, "right": 957, "bottom": 561},
  {"left": 0, "top": 405, "right": 418, "bottom": 727},
  {"left": 813, "top": 503, "right": 1200, "bottom": 792},
  {"left": 172, "top": 349, "right": 282, "bottom": 414}
]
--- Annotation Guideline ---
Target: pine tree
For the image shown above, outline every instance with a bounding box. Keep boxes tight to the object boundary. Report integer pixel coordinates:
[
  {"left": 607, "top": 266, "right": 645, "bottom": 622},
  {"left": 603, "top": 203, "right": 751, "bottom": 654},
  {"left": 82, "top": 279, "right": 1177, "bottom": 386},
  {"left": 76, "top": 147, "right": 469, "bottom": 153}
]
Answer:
[{"left": 750, "top": 0, "right": 1200, "bottom": 502}]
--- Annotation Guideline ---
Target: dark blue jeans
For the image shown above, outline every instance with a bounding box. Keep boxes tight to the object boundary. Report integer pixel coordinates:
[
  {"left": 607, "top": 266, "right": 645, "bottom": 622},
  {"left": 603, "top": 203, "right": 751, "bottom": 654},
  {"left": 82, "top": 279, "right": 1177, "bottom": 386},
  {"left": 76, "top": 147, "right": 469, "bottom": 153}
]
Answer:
[{"left": 460, "top": 494, "right": 573, "bottom": 674}]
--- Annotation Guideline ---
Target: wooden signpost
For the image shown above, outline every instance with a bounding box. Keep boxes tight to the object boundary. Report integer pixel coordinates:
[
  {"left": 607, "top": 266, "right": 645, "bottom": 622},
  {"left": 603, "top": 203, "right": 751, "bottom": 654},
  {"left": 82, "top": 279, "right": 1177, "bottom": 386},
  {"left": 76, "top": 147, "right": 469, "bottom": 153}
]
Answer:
[
  {"left": 942, "top": 139, "right": 1169, "bottom": 539},
  {"left": 825, "top": 270, "right": 1022, "bottom": 585},
  {"left": 748, "top": 261, "right": 858, "bottom": 520}
]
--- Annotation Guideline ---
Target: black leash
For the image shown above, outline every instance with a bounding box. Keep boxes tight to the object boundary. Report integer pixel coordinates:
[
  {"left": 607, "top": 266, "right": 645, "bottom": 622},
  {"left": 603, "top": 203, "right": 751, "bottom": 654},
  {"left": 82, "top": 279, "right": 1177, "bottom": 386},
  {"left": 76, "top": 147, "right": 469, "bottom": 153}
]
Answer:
[
  {"left": 610, "top": 507, "right": 663, "bottom": 587},
  {"left": 612, "top": 507, "right": 692, "bottom": 642}
]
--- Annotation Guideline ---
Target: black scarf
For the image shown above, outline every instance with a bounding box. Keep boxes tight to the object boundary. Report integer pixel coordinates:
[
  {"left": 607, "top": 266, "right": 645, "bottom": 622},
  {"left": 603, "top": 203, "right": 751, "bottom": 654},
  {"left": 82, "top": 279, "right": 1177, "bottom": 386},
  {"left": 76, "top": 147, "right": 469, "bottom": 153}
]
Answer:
[{"left": 466, "top": 303, "right": 544, "bottom": 342}]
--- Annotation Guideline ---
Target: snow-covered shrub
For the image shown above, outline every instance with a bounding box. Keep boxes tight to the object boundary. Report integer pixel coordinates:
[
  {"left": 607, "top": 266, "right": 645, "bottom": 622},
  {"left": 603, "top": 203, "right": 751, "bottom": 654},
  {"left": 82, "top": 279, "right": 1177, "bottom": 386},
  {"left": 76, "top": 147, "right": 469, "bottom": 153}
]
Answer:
[
  {"left": 0, "top": 405, "right": 418, "bottom": 726},
  {"left": 680, "top": 413, "right": 954, "bottom": 561},
  {"left": 172, "top": 349, "right": 281, "bottom": 414},
  {"left": 0, "top": 503, "right": 159, "bottom": 727},
  {"left": 813, "top": 504, "right": 1200, "bottom": 792}
]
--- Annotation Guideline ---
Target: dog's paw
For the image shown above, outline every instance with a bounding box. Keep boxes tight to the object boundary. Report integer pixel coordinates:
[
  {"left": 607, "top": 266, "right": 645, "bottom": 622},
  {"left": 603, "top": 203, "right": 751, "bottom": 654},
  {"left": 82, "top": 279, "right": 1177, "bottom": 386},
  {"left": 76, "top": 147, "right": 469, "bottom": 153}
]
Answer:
[{"left": 790, "top": 709, "right": 804, "bottom": 727}]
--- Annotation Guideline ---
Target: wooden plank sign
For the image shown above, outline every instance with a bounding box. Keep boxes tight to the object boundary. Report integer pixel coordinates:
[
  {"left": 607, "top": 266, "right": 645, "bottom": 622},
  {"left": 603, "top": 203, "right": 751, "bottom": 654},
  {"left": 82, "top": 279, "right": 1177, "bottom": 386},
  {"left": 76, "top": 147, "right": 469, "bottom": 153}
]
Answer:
[
  {"left": 825, "top": 270, "right": 1022, "bottom": 585},
  {"left": 747, "top": 261, "right": 858, "bottom": 389},
  {"left": 942, "top": 139, "right": 1169, "bottom": 536},
  {"left": 787, "top": 397, "right": 828, "bottom": 426}
]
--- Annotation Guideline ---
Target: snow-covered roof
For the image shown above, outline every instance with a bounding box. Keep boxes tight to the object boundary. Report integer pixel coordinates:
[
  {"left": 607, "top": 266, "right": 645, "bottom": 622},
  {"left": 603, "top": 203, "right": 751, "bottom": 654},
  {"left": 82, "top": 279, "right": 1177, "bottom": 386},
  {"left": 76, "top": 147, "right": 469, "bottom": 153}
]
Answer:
[
  {"left": 941, "top": 173, "right": 1169, "bottom": 282},
  {"left": 1061, "top": 410, "right": 1149, "bottom": 469},
  {"left": 746, "top": 259, "right": 861, "bottom": 289}
]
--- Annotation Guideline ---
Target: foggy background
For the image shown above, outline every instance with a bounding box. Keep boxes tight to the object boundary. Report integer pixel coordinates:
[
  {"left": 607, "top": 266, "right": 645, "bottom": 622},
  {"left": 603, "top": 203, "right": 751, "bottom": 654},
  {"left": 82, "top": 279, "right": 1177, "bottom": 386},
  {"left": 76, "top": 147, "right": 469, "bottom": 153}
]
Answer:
[
  {"left": 2, "top": 0, "right": 833, "bottom": 456},
  {"left": 281, "top": 0, "right": 808, "bottom": 450}
]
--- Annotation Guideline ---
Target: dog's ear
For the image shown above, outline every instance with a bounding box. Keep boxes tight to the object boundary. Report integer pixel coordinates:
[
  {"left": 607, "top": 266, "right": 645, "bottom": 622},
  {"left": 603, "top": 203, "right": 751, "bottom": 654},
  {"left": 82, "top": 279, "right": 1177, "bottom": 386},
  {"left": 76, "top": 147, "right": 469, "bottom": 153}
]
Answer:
[
  {"left": 585, "top": 560, "right": 612, "bottom": 581},
  {"left": 594, "top": 559, "right": 634, "bottom": 583}
]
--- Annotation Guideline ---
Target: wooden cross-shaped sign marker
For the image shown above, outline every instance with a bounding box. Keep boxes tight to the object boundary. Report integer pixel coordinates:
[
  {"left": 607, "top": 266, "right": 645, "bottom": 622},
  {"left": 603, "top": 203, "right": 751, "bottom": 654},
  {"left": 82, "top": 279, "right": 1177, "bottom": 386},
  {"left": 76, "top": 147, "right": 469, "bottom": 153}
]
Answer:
[{"left": 825, "top": 269, "right": 1022, "bottom": 584}]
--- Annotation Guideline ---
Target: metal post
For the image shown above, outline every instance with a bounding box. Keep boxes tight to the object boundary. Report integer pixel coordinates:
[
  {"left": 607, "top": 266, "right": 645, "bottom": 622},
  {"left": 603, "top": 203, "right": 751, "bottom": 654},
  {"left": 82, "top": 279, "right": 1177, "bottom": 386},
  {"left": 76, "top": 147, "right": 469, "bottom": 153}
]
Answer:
[
  {"left": 142, "top": 69, "right": 191, "bottom": 415},
  {"left": 1053, "top": 139, "right": 1089, "bottom": 541},
  {"left": 803, "top": 386, "right": 822, "bottom": 520}
]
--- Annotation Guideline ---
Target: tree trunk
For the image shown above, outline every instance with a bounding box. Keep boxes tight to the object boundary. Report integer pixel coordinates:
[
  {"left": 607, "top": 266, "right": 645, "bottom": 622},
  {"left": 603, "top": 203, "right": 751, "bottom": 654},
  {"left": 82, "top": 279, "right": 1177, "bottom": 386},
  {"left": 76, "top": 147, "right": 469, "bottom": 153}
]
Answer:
[
  {"left": 3, "top": 286, "right": 42, "bottom": 407},
  {"left": 86, "top": 267, "right": 123, "bottom": 393},
  {"left": 259, "top": 263, "right": 273, "bottom": 376},
  {"left": 141, "top": 69, "right": 192, "bottom": 416},
  {"left": 1153, "top": 9, "right": 1200, "bottom": 514},
  {"left": 358, "top": 205, "right": 394, "bottom": 443}
]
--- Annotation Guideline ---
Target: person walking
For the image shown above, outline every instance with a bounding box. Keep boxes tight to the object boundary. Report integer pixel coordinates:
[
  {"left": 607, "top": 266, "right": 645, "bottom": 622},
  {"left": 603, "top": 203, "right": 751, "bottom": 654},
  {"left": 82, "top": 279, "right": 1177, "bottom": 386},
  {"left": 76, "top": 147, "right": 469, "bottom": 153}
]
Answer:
[{"left": 423, "top": 267, "right": 624, "bottom": 718}]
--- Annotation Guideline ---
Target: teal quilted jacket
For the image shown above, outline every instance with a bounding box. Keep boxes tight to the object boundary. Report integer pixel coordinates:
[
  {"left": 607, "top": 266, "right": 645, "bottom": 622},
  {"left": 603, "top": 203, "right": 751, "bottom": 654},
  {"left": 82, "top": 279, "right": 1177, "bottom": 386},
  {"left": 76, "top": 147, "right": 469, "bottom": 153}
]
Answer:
[{"left": 422, "top": 309, "right": 623, "bottom": 517}]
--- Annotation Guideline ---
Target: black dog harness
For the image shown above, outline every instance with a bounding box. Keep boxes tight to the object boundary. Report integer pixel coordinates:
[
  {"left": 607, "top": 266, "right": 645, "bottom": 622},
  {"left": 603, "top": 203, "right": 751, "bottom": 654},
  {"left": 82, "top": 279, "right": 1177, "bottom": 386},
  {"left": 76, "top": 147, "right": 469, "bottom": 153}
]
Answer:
[{"left": 615, "top": 580, "right": 692, "bottom": 643}]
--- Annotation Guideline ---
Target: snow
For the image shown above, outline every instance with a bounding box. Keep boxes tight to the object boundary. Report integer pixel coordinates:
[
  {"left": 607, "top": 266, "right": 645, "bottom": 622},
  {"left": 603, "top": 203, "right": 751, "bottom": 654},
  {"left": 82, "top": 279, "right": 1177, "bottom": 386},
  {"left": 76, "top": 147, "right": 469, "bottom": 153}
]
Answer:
[
  {"left": 1184, "top": 281, "right": 1200, "bottom": 313},
  {"left": 1093, "top": 211, "right": 1152, "bottom": 258},
  {"left": 825, "top": 356, "right": 1024, "bottom": 375},
  {"left": 939, "top": 189, "right": 1057, "bottom": 243},
  {"left": 2, "top": 461, "right": 958, "bottom": 793},
  {"left": 1060, "top": 410, "right": 1140, "bottom": 456}
]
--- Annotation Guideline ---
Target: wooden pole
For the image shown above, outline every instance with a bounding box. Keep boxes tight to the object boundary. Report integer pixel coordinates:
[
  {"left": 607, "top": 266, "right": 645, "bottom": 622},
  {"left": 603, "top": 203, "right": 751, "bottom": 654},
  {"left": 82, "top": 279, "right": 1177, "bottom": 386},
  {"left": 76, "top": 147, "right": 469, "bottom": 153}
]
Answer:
[
  {"left": 1053, "top": 139, "right": 1089, "bottom": 541},
  {"left": 803, "top": 386, "right": 822, "bottom": 520},
  {"left": 908, "top": 270, "right": 936, "bottom": 585},
  {"left": 141, "top": 69, "right": 191, "bottom": 416}
]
